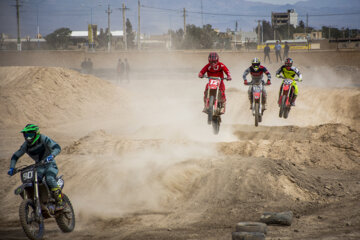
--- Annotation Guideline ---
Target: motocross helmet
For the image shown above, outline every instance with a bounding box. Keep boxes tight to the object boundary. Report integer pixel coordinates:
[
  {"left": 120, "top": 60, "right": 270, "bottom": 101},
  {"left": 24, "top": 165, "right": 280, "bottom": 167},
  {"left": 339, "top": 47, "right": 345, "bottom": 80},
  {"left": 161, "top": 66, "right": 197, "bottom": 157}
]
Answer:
[
  {"left": 21, "top": 124, "right": 40, "bottom": 145},
  {"left": 285, "top": 58, "right": 293, "bottom": 70},
  {"left": 252, "top": 57, "right": 261, "bottom": 71},
  {"left": 208, "top": 52, "right": 219, "bottom": 65}
]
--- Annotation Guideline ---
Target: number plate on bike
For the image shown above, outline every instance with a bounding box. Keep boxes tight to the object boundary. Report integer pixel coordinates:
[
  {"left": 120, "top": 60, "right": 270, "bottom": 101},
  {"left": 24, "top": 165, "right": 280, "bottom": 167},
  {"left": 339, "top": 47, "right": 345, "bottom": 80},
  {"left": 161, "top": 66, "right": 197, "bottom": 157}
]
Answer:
[
  {"left": 209, "top": 78, "right": 220, "bottom": 89},
  {"left": 284, "top": 79, "right": 293, "bottom": 85},
  {"left": 21, "top": 169, "right": 34, "bottom": 182}
]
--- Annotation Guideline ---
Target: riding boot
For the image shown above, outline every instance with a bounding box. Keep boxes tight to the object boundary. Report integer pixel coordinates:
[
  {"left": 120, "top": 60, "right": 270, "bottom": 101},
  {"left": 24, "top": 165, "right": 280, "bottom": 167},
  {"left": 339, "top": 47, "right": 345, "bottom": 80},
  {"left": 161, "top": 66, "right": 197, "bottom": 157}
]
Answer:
[
  {"left": 51, "top": 187, "right": 65, "bottom": 211},
  {"left": 220, "top": 102, "right": 226, "bottom": 114},
  {"left": 202, "top": 99, "right": 207, "bottom": 113},
  {"left": 291, "top": 95, "right": 297, "bottom": 106}
]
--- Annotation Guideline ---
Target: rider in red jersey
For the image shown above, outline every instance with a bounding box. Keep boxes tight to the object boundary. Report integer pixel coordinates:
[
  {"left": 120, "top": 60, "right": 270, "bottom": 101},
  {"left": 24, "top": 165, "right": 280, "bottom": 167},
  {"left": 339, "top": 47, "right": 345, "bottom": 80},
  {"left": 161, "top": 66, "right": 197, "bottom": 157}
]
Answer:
[{"left": 198, "top": 52, "right": 232, "bottom": 114}]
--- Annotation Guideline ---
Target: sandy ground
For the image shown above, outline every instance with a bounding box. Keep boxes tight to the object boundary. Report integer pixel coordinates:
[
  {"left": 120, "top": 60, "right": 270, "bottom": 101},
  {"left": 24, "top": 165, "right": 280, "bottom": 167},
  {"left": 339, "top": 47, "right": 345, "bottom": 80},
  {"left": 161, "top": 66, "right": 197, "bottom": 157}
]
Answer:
[{"left": 0, "top": 51, "right": 359, "bottom": 240}]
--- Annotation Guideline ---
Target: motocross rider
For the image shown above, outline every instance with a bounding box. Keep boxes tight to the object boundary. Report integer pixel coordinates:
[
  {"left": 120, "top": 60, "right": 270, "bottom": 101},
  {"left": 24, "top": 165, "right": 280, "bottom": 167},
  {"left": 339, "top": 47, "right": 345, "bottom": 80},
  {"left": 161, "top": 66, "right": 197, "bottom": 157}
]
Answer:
[
  {"left": 243, "top": 58, "right": 271, "bottom": 110},
  {"left": 7, "top": 124, "right": 65, "bottom": 211},
  {"left": 198, "top": 52, "right": 232, "bottom": 114},
  {"left": 276, "top": 58, "right": 303, "bottom": 106}
]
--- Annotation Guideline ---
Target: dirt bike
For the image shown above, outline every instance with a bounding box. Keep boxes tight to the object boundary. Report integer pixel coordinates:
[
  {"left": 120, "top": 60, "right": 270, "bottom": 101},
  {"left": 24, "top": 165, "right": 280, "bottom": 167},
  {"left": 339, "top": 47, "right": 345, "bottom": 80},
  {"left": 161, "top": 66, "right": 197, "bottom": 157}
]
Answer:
[
  {"left": 204, "top": 76, "right": 228, "bottom": 135},
  {"left": 12, "top": 162, "right": 75, "bottom": 240},
  {"left": 247, "top": 81, "right": 267, "bottom": 127},
  {"left": 278, "top": 76, "right": 299, "bottom": 119}
]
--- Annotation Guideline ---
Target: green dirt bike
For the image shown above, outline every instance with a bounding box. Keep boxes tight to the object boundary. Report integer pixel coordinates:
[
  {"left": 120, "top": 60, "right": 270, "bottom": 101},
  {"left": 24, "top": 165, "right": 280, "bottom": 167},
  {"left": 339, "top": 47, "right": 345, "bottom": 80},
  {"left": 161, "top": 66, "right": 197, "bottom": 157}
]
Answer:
[{"left": 12, "top": 162, "right": 75, "bottom": 240}]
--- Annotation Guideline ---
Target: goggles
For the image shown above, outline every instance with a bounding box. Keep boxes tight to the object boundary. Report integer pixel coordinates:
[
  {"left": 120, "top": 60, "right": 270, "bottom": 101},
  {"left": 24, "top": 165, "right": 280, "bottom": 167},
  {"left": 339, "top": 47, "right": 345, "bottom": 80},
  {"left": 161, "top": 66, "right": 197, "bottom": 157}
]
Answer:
[{"left": 23, "top": 132, "right": 36, "bottom": 139}]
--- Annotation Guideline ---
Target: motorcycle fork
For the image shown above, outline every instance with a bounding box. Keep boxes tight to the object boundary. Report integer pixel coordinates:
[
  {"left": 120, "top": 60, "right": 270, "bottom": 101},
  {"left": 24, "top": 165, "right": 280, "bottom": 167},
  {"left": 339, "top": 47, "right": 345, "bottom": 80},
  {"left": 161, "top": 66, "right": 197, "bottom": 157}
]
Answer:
[
  {"left": 206, "top": 87, "right": 210, "bottom": 108},
  {"left": 33, "top": 170, "right": 42, "bottom": 220},
  {"left": 252, "top": 86, "right": 262, "bottom": 116},
  {"left": 214, "top": 85, "right": 220, "bottom": 112}
]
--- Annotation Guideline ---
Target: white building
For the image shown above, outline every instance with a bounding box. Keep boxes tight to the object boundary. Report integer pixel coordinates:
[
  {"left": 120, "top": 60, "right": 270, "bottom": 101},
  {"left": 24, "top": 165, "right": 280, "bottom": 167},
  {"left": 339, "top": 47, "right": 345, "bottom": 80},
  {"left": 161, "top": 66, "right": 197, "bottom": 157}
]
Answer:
[{"left": 272, "top": 9, "right": 298, "bottom": 28}]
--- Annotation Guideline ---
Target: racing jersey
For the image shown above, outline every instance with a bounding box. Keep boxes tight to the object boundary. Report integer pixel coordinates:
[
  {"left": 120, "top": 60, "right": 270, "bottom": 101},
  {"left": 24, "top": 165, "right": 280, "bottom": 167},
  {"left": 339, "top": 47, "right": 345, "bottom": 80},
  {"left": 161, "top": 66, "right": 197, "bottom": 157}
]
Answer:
[
  {"left": 199, "top": 62, "right": 231, "bottom": 79},
  {"left": 276, "top": 65, "right": 302, "bottom": 80},
  {"left": 243, "top": 65, "right": 271, "bottom": 85},
  {"left": 10, "top": 134, "right": 61, "bottom": 168}
]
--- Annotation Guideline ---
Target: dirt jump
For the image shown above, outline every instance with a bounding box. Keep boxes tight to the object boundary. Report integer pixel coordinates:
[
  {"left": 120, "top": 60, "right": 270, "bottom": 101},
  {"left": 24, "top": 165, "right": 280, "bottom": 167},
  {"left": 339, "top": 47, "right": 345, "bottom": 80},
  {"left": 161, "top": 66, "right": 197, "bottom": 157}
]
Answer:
[{"left": 0, "top": 51, "right": 359, "bottom": 240}]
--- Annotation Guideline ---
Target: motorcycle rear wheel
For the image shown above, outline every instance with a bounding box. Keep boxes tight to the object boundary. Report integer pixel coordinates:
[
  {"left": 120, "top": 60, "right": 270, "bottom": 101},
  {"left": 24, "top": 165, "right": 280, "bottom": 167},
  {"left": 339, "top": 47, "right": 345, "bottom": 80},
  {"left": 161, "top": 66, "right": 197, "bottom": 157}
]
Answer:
[
  {"left": 55, "top": 194, "right": 75, "bottom": 233},
  {"left": 19, "top": 199, "right": 44, "bottom": 240}
]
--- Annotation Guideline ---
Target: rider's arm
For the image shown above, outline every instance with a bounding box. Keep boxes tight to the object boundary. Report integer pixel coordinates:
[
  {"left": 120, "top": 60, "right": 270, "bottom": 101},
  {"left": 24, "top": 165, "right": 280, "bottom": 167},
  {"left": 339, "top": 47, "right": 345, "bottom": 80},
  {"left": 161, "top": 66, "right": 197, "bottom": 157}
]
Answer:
[
  {"left": 220, "top": 63, "right": 231, "bottom": 78},
  {"left": 44, "top": 135, "right": 61, "bottom": 157},
  {"left": 199, "top": 63, "right": 210, "bottom": 77},
  {"left": 243, "top": 68, "right": 250, "bottom": 80},
  {"left": 263, "top": 67, "right": 271, "bottom": 80},
  {"left": 10, "top": 142, "right": 27, "bottom": 169},
  {"left": 275, "top": 66, "right": 283, "bottom": 77},
  {"left": 292, "top": 66, "right": 302, "bottom": 79}
]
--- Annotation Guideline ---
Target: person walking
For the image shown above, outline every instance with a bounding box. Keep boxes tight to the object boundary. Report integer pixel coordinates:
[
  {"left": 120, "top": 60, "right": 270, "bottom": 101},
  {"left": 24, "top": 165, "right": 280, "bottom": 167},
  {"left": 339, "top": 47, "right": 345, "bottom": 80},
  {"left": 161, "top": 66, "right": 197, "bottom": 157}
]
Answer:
[
  {"left": 264, "top": 43, "right": 271, "bottom": 63},
  {"left": 275, "top": 41, "right": 282, "bottom": 62},
  {"left": 283, "top": 41, "right": 290, "bottom": 59}
]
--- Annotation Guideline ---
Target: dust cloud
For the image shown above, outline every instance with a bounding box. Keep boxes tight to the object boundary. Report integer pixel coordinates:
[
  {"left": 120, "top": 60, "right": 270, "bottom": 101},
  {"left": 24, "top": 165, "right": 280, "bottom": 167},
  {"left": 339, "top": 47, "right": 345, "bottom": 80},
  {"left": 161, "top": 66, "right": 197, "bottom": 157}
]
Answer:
[{"left": 0, "top": 50, "right": 359, "bottom": 239}]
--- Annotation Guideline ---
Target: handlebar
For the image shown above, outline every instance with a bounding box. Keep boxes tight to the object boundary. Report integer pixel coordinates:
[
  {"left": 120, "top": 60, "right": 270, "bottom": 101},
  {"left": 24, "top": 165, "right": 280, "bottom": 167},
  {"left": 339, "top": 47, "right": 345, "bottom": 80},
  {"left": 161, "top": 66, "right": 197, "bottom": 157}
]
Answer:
[
  {"left": 13, "top": 161, "right": 48, "bottom": 175},
  {"left": 277, "top": 75, "right": 300, "bottom": 81},
  {"left": 203, "top": 76, "right": 229, "bottom": 81}
]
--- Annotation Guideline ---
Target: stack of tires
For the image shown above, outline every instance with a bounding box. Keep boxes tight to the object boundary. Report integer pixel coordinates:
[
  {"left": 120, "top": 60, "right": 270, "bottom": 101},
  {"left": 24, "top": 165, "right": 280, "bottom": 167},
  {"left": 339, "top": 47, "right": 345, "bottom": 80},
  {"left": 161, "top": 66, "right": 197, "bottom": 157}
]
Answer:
[{"left": 232, "top": 222, "right": 267, "bottom": 240}]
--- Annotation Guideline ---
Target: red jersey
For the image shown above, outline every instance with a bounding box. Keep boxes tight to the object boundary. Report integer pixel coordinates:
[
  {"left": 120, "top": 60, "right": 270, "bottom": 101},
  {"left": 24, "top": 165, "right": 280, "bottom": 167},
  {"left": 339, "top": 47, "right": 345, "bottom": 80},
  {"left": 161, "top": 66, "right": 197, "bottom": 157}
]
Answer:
[{"left": 199, "top": 62, "right": 231, "bottom": 79}]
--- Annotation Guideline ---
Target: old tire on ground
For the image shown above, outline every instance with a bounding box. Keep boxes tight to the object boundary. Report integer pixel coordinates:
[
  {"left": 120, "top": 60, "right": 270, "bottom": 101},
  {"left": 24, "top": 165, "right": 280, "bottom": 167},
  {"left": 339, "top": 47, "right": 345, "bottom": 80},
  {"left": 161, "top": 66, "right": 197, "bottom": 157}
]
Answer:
[
  {"left": 235, "top": 222, "right": 267, "bottom": 234},
  {"left": 232, "top": 231, "right": 265, "bottom": 240},
  {"left": 260, "top": 211, "right": 293, "bottom": 226},
  {"left": 55, "top": 194, "right": 75, "bottom": 232},
  {"left": 19, "top": 199, "right": 44, "bottom": 240}
]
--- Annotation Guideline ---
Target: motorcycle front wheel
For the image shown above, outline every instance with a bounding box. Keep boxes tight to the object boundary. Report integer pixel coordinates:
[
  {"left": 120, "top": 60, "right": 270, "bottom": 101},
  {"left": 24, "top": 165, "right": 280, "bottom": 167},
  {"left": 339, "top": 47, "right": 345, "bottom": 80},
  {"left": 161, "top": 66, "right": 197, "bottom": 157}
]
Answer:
[
  {"left": 255, "top": 102, "right": 260, "bottom": 127},
  {"left": 212, "top": 116, "right": 220, "bottom": 135},
  {"left": 208, "top": 95, "right": 214, "bottom": 125},
  {"left": 279, "top": 96, "right": 287, "bottom": 118},
  {"left": 55, "top": 194, "right": 75, "bottom": 233},
  {"left": 19, "top": 199, "right": 44, "bottom": 240}
]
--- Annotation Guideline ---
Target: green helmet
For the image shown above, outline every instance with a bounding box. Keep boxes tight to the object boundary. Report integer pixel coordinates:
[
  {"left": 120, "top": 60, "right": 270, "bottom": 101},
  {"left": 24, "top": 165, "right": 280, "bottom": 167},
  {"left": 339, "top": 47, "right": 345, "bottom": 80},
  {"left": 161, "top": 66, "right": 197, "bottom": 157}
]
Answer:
[{"left": 21, "top": 124, "right": 40, "bottom": 145}]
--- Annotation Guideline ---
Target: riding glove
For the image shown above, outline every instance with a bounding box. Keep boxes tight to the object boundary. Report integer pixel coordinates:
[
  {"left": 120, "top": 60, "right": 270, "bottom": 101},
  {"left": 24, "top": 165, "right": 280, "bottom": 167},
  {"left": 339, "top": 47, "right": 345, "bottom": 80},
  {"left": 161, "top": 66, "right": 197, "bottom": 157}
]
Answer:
[
  {"left": 45, "top": 154, "right": 54, "bottom": 163},
  {"left": 244, "top": 80, "right": 248, "bottom": 85},
  {"left": 267, "top": 80, "right": 271, "bottom": 85},
  {"left": 7, "top": 168, "right": 14, "bottom": 176},
  {"left": 198, "top": 73, "right": 204, "bottom": 78}
]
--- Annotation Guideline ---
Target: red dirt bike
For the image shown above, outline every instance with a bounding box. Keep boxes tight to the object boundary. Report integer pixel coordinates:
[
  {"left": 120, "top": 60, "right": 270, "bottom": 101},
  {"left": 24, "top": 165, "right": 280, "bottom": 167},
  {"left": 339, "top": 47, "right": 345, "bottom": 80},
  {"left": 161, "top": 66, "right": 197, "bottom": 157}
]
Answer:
[
  {"left": 247, "top": 81, "right": 267, "bottom": 127},
  {"left": 278, "top": 76, "right": 300, "bottom": 119},
  {"left": 204, "top": 76, "right": 228, "bottom": 135}
]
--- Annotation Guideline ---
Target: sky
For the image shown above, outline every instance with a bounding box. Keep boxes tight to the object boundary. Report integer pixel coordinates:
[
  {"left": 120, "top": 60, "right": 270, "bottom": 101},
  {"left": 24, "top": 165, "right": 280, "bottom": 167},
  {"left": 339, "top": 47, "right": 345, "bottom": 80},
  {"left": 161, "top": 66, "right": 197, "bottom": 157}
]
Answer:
[{"left": 0, "top": 0, "right": 359, "bottom": 39}]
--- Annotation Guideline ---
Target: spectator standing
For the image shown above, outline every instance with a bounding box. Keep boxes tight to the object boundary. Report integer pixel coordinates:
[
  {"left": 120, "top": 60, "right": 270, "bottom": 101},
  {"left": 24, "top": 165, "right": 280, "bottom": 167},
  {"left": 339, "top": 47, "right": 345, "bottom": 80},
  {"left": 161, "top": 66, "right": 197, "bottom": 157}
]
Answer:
[
  {"left": 116, "top": 58, "right": 125, "bottom": 83},
  {"left": 283, "top": 41, "right": 290, "bottom": 59},
  {"left": 264, "top": 43, "right": 271, "bottom": 63},
  {"left": 124, "top": 58, "right": 130, "bottom": 83},
  {"left": 275, "top": 41, "right": 282, "bottom": 62}
]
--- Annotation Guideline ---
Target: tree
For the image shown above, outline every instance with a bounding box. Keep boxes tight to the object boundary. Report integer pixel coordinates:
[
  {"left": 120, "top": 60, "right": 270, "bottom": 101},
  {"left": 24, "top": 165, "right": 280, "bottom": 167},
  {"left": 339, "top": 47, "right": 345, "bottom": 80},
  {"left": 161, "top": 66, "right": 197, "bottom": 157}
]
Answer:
[
  {"left": 256, "top": 21, "right": 273, "bottom": 42},
  {"left": 45, "top": 28, "right": 72, "bottom": 49},
  {"left": 126, "top": 18, "right": 135, "bottom": 49}
]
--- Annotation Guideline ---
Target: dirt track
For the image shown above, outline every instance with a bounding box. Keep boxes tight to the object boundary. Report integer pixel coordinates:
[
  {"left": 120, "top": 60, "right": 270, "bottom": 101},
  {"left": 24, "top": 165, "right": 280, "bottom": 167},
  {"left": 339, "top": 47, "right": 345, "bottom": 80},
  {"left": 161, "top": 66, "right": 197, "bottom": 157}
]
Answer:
[{"left": 0, "top": 51, "right": 359, "bottom": 240}]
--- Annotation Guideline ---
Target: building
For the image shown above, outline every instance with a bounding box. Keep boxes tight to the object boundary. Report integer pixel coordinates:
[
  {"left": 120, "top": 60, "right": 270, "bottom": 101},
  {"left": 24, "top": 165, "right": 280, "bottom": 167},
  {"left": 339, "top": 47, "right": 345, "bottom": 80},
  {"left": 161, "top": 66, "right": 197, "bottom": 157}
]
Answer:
[
  {"left": 293, "top": 31, "right": 323, "bottom": 40},
  {"left": 272, "top": 9, "right": 298, "bottom": 28},
  {"left": 232, "top": 30, "right": 258, "bottom": 49}
]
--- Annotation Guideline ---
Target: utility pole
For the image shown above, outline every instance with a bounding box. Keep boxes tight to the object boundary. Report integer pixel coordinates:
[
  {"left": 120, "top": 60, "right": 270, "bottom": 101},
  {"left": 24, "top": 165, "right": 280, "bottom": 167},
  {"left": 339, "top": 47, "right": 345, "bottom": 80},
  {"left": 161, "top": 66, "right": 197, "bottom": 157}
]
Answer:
[
  {"left": 261, "top": 21, "right": 264, "bottom": 44},
  {"left": 16, "top": 0, "right": 21, "bottom": 51},
  {"left": 183, "top": 8, "right": 186, "bottom": 38},
  {"left": 106, "top": 5, "right": 112, "bottom": 52},
  {"left": 305, "top": 13, "right": 308, "bottom": 35},
  {"left": 137, "top": 0, "right": 141, "bottom": 50},
  {"left": 200, "top": 0, "right": 203, "bottom": 26},
  {"left": 122, "top": 3, "right": 127, "bottom": 50},
  {"left": 257, "top": 20, "right": 261, "bottom": 45}
]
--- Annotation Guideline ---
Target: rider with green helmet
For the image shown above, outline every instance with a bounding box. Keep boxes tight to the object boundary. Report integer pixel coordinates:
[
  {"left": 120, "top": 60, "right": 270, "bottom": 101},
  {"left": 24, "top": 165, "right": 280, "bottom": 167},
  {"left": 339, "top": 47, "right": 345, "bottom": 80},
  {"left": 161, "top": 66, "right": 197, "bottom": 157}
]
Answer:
[{"left": 7, "top": 124, "right": 64, "bottom": 211}]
